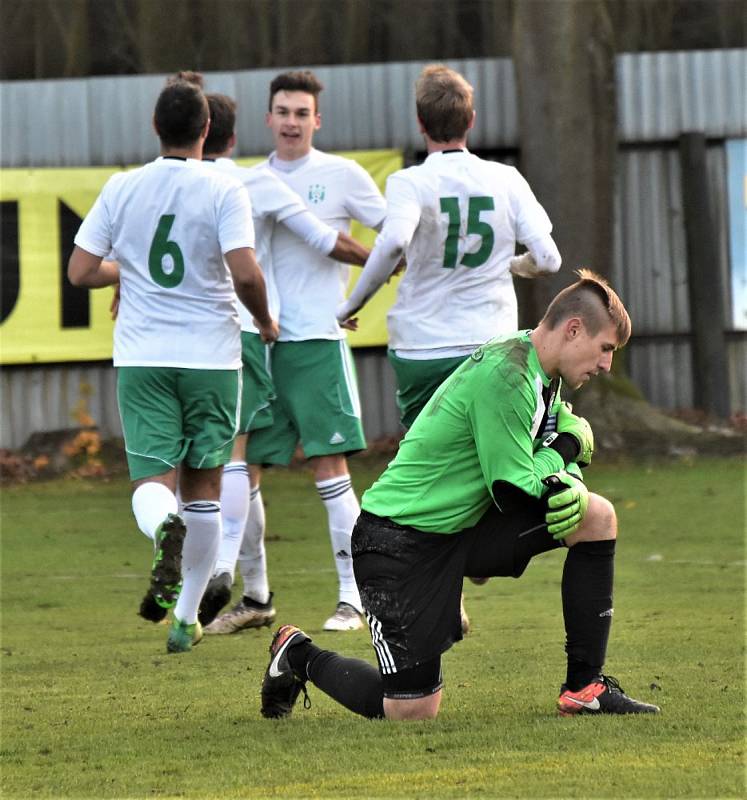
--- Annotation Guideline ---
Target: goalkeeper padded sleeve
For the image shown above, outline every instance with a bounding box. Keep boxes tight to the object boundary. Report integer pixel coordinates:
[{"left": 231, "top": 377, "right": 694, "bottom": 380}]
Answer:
[{"left": 539, "top": 431, "right": 580, "bottom": 465}]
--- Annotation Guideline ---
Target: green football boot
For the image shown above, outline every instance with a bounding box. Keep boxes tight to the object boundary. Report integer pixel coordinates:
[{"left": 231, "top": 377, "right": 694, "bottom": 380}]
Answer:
[
  {"left": 167, "top": 618, "right": 204, "bottom": 653},
  {"left": 139, "top": 513, "right": 186, "bottom": 622}
]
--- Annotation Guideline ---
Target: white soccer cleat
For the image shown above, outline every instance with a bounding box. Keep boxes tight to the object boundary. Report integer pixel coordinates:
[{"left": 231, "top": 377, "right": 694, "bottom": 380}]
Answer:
[
  {"left": 203, "top": 594, "right": 276, "bottom": 635},
  {"left": 322, "top": 602, "right": 363, "bottom": 631}
]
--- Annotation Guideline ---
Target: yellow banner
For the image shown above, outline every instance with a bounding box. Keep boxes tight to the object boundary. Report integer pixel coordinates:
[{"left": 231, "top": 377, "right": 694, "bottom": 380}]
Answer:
[{"left": 0, "top": 150, "right": 402, "bottom": 364}]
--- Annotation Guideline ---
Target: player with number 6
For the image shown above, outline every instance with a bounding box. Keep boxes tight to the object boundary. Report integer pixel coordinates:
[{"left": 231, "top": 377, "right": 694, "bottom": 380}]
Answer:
[{"left": 67, "top": 77, "right": 278, "bottom": 654}]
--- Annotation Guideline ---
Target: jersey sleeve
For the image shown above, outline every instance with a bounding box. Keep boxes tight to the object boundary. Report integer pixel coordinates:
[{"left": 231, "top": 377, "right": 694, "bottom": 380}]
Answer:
[
  {"left": 343, "top": 161, "right": 387, "bottom": 229},
  {"left": 336, "top": 175, "right": 419, "bottom": 320},
  {"left": 253, "top": 168, "right": 308, "bottom": 223},
  {"left": 507, "top": 167, "right": 554, "bottom": 247},
  {"left": 217, "top": 181, "right": 255, "bottom": 254},
  {"left": 467, "top": 361, "right": 564, "bottom": 500},
  {"left": 73, "top": 179, "right": 117, "bottom": 257},
  {"left": 282, "top": 209, "right": 338, "bottom": 255},
  {"left": 383, "top": 171, "right": 422, "bottom": 228}
]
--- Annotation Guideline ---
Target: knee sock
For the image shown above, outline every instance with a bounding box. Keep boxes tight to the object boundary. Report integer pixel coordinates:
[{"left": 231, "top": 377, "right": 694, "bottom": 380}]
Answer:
[
  {"left": 173, "top": 501, "right": 222, "bottom": 625},
  {"left": 238, "top": 484, "right": 269, "bottom": 604},
  {"left": 316, "top": 476, "right": 362, "bottom": 612},
  {"left": 288, "top": 640, "right": 384, "bottom": 719},
  {"left": 131, "top": 482, "right": 178, "bottom": 541},
  {"left": 214, "top": 462, "right": 250, "bottom": 578},
  {"left": 562, "top": 539, "right": 616, "bottom": 690}
]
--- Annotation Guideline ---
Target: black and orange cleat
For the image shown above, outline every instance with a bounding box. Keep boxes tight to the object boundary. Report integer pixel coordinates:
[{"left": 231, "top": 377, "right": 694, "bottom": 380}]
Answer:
[{"left": 558, "top": 675, "right": 660, "bottom": 716}]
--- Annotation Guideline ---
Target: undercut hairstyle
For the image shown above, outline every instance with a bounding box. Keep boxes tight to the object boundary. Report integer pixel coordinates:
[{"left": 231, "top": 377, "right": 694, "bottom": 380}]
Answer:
[
  {"left": 204, "top": 94, "right": 237, "bottom": 156},
  {"left": 268, "top": 70, "right": 324, "bottom": 112},
  {"left": 541, "top": 269, "right": 632, "bottom": 346},
  {"left": 153, "top": 79, "right": 209, "bottom": 148},
  {"left": 416, "top": 64, "right": 474, "bottom": 143}
]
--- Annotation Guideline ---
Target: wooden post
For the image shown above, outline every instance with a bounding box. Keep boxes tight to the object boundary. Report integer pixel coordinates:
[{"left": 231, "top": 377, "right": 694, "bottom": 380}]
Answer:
[{"left": 679, "top": 132, "right": 731, "bottom": 419}]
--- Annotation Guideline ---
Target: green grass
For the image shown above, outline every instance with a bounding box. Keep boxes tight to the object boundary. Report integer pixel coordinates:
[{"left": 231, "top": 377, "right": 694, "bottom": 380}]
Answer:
[{"left": 1, "top": 455, "right": 745, "bottom": 799}]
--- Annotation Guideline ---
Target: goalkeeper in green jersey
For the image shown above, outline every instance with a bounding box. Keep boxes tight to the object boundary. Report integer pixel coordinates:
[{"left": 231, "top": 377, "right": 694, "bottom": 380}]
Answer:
[{"left": 260, "top": 270, "right": 661, "bottom": 721}]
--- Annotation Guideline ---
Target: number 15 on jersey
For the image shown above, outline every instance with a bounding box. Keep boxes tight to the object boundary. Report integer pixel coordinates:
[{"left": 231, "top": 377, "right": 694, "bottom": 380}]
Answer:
[{"left": 440, "top": 195, "right": 495, "bottom": 269}]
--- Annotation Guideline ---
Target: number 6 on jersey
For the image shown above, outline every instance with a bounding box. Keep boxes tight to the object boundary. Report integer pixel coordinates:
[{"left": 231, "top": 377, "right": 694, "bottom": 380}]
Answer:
[{"left": 149, "top": 214, "right": 185, "bottom": 288}]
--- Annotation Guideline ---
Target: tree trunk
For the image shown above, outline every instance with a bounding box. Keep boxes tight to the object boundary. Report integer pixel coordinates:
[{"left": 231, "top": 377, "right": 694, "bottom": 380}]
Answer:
[{"left": 511, "top": 0, "right": 617, "bottom": 326}]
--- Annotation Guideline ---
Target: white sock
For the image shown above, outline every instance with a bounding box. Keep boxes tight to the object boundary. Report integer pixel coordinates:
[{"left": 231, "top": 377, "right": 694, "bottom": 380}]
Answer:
[
  {"left": 131, "top": 482, "right": 178, "bottom": 541},
  {"left": 173, "top": 501, "right": 222, "bottom": 625},
  {"left": 238, "top": 484, "right": 269, "bottom": 604},
  {"left": 214, "top": 461, "right": 250, "bottom": 577},
  {"left": 316, "top": 476, "right": 362, "bottom": 612}
]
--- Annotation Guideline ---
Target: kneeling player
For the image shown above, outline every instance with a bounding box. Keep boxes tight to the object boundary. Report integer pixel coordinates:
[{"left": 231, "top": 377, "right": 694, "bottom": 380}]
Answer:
[{"left": 260, "top": 271, "right": 660, "bottom": 719}]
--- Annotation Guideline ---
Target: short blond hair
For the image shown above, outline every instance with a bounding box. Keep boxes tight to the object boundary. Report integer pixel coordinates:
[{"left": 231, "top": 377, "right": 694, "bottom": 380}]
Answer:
[
  {"left": 542, "top": 269, "right": 632, "bottom": 346},
  {"left": 415, "top": 64, "right": 474, "bottom": 143}
]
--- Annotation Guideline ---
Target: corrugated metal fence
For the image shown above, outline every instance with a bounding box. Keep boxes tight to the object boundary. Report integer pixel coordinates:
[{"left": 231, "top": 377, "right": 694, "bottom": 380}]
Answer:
[{"left": 1, "top": 50, "right": 745, "bottom": 449}]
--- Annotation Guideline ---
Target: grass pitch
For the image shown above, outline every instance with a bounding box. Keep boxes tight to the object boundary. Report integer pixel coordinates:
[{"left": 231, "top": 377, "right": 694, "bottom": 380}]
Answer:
[{"left": 1, "top": 455, "right": 744, "bottom": 799}]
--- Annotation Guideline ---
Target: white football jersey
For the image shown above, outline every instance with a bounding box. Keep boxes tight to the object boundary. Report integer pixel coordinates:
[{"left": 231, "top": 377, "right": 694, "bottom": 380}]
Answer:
[
  {"left": 74, "top": 157, "right": 254, "bottom": 369},
  {"left": 385, "top": 150, "right": 553, "bottom": 351},
  {"left": 208, "top": 159, "right": 337, "bottom": 333},
  {"left": 267, "top": 148, "right": 386, "bottom": 341}
]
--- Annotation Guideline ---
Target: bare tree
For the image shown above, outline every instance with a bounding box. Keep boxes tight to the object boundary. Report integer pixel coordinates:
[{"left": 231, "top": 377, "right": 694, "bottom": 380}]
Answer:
[{"left": 511, "top": 0, "right": 617, "bottom": 325}]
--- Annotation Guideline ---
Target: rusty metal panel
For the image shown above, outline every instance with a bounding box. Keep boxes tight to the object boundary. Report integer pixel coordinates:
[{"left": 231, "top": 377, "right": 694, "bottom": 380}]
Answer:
[
  {"left": 614, "top": 149, "right": 690, "bottom": 335},
  {"left": 1, "top": 364, "right": 121, "bottom": 450},
  {"left": 2, "top": 335, "right": 744, "bottom": 451},
  {"left": 1, "top": 78, "right": 91, "bottom": 167},
  {"left": 626, "top": 340, "right": 694, "bottom": 411},
  {"left": 617, "top": 49, "right": 747, "bottom": 142},
  {"left": 354, "top": 347, "right": 401, "bottom": 440},
  {"left": 4, "top": 51, "right": 744, "bottom": 167},
  {"left": 87, "top": 74, "right": 166, "bottom": 167}
]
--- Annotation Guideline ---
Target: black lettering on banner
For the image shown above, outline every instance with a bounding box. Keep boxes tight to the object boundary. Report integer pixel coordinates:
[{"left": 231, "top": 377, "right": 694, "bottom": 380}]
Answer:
[
  {"left": 59, "top": 200, "right": 89, "bottom": 328},
  {"left": 0, "top": 201, "right": 20, "bottom": 324}
]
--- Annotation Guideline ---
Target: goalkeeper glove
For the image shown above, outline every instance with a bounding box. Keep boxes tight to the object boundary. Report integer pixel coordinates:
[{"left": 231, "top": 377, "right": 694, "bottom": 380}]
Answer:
[
  {"left": 556, "top": 402, "right": 594, "bottom": 467},
  {"left": 565, "top": 461, "right": 584, "bottom": 481},
  {"left": 543, "top": 472, "right": 589, "bottom": 540}
]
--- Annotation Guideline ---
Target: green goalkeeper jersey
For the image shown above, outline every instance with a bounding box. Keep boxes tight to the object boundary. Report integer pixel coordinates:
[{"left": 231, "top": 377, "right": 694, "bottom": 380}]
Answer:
[{"left": 361, "top": 331, "right": 565, "bottom": 533}]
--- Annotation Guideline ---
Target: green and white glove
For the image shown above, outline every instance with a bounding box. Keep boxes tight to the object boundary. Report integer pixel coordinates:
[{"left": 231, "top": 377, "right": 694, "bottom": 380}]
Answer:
[
  {"left": 565, "top": 461, "right": 584, "bottom": 481},
  {"left": 556, "top": 402, "right": 594, "bottom": 467},
  {"left": 543, "top": 472, "right": 590, "bottom": 540}
]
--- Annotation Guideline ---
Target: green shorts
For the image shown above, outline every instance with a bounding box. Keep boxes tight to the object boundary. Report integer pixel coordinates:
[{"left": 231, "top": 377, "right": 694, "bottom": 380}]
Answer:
[
  {"left": 239, "top": 332, "right": 276, "bottom": 434},
  {"left": 117, "top": 366, "right": 241, "bottom": 481},
  {"left": 247, "top": 339, "right": 366, "bottom": 465},
  {"left": 387, "top": 350, "right": 467, "bottom": 429}
]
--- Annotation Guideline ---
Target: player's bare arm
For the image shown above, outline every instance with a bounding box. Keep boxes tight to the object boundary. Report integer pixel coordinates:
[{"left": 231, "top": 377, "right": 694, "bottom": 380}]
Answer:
[
  {"left": 224, "top": 247, "right": 278, "bottom": 343},
  {"left": 329, "top": 231, "right": 370, "bottom": 266},
  {"left": 67, "top": 246, "right": 121, "bottom": 288}
]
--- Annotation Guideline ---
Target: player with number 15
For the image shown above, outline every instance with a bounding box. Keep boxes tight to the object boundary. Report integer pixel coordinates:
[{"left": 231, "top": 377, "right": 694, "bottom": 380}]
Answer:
[
  {"left": 337, "top": 63, "right": 562, "bottom": 633},
  {"left": 338, "top": 63, "right": 562, "bottom": 431}
]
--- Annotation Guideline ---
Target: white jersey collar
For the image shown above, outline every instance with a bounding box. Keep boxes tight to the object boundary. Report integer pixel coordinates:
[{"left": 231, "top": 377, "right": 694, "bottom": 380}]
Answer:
[{"left": 268, "top": 150, "right": 312, "bottom": 173}]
